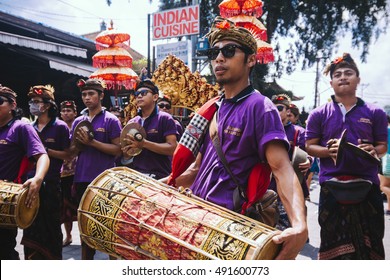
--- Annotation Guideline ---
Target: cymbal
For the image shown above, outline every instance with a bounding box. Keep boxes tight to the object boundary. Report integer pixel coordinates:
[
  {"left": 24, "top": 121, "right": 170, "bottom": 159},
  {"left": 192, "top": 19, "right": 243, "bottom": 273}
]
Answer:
[
  {"left": 291, "top": 146, "right": 308, "bottom": 184},
  {"left": 120, "top": 122, "right": 146, "bottom": 157},
  {"left": 335, "top": 129, "right": 347, "bottom": 166},
  {"left": 344, "top": 141, "right": 381, "bottom": 165},
  {"left": 72, "top": 120, "right": 94, "bottom": 151}
]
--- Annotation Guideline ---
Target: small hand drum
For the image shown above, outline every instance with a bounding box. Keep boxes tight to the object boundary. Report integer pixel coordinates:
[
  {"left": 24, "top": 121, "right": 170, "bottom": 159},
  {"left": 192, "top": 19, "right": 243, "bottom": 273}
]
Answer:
[{"left": 120, "top": 123, "right": 146, "bottom": 157}]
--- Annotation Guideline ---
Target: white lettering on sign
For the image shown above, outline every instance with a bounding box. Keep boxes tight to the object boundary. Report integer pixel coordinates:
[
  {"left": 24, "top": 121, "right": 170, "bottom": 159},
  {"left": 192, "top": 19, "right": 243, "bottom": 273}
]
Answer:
[{"left": 152, "top": 5, "right": 200, "bottom": 40}]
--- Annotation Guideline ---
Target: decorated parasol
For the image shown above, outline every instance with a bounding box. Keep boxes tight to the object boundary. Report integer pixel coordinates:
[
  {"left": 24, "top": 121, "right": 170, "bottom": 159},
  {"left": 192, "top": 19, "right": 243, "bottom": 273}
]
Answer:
[
  {"left": 95, "top": 21, "right": 130, "bottom": 50},
  {"left": 255, "top": 39, "right": 274, "bottom": 64},
  {"left": 229, "top": 14, "right": 267, "bottom": 41},
  {"left": 92, "top": 47, "right": 133, "bottom": 68},
  {"left": 90, "top": 66, "right": 138, "bottom": 91},
  {"left": 219, "top": 0, "right": 263, "bottom": 18}
]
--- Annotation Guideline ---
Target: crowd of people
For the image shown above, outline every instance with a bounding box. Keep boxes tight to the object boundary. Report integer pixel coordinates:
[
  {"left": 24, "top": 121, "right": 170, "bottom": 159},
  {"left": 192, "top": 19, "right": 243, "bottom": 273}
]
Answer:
[{"left": 0, "top": 16, "right": 389, "bottom": 261}]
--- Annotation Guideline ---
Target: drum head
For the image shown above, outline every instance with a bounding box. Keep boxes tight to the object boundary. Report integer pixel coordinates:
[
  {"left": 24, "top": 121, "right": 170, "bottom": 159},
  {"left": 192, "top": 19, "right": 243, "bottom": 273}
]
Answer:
[
  {"left": 16, "top": 188, "right": 40, "bottom": 229},
  {"left": 72, "top": 120, "right": 94, "bottom": 151},
  {"left": 120, "top": 123, "right": 146, "bottom": 157}
]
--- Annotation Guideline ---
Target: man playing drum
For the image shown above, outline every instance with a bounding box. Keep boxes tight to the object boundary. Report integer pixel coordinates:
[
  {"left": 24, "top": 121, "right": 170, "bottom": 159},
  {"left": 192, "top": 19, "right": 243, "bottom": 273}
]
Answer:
[
  {"left": 168, "top": 17, "right": 308, "bottom": 259},
  {"left": 0, "top": 85, "right": 49, "bottom": 260},
  {"left": 70, "top": 78, "right": 122, "bottom": 259}
]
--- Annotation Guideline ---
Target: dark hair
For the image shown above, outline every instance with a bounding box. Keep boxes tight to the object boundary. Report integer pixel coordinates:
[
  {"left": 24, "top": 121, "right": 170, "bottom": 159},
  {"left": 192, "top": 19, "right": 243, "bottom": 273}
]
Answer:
[{"left": 42, "top": 98, "right": 58, "bottom": 119}]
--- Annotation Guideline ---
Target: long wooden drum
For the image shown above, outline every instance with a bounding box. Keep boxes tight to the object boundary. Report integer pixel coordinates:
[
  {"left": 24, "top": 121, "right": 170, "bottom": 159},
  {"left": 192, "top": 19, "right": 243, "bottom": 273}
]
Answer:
[
  {"left": 0, "top": 180, "right": 40, "bottom": 229},
  {"left": 78, "top": 167, "right": 281, "bottom": 260}
]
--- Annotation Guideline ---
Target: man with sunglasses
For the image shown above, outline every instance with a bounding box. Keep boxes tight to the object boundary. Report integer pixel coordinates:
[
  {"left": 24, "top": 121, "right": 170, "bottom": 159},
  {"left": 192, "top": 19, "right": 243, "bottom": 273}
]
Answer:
[
  {"left": 121, "top": 80, "right": 178, "bottom": 179},
  {"left": 0, "top": 85, "right": 49, "bottom": 259},
  {"left": 71, "top": 78, "right": 122, "bottom": 259},
  {"left": 170, "top": 17, "right": 308, "bottom": 260},
  {"left": 157, "top": 95, "right": 184, "bottom": 140}
]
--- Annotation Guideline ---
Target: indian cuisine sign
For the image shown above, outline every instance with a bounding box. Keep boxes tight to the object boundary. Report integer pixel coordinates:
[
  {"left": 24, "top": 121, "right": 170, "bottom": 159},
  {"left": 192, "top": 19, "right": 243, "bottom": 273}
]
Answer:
[{"left": 152, "top": 5, "right": 200, "bottom": 40}]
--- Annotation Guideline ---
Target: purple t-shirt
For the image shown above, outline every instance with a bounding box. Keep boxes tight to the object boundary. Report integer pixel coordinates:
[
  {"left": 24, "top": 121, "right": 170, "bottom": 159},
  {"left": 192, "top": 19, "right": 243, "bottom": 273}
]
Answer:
[
  {"left": 191, "top": 86, "right": 289, "bottom": 210},
  {"left": 126, "top": 108, "right": 178, "bottom": 179},
  {"left": 0, "top": 119, "right": 46, "bottom": 181},
  {"left": 31, "top": 118, "right": 70, "bottom": 181},
  {"left": 71, "top": 109, "right": 122, "bottom": 183},
  {"left": 305, "top": 96, "right": 388, "bottom": 185}
]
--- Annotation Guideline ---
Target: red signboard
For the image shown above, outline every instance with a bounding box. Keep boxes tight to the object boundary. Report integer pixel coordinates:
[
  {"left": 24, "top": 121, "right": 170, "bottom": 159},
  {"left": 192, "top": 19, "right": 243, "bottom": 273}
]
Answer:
[{"left": 152, "top": 5, "right": 200, "bottom": 40}]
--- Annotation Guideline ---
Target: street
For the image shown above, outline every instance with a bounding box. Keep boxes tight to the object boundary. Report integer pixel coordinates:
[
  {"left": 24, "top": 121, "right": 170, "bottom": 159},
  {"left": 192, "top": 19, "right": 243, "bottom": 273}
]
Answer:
[{"left": 14, "top": 174, "right": 390, "bottom": 260}]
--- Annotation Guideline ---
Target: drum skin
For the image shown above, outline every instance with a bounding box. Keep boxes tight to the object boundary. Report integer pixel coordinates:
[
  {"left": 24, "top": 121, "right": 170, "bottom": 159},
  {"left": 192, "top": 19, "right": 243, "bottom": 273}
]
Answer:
[
  {"left": 78, "top": 167, "right": 281, "bottom": 260},
  {"left": 0, "top": 180, "right": 40, "bottom": 229}
]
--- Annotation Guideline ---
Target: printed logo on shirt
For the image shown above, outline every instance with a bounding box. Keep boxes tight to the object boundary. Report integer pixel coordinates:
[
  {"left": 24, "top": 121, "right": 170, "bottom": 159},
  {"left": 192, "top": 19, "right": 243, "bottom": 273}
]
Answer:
[
  {"left": 147, "top": 129, "right": 158, "bottom": 134},
  {"left": 358, "top": 118, "right": 372, "bottom": 125},
  {"left": 0, "top": 139, "right": 8, "bottom": 144},
  {"left": 224, "top": 126, "right": 242, "bottom": 137},
  {"left": 45, "top": 138, "right": 55, "bottom": 143},
  {"left": 96, "top": 128, "right": 105, "bottom": 132}
]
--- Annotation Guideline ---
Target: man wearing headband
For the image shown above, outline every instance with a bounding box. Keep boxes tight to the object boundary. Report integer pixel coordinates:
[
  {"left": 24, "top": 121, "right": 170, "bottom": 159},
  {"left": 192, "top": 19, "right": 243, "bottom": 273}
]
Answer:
[
  {"left": 157, "top": 94, "right": 184, "bottom": 140},
  {"left": 121, "top": 79, "right": 178, "bottom": 179},
  {"left": 0, "top": 85, "right": 49, "bottom": 260},
  {"left": 306, "top": 53, "right": 388, "bottom": 259},
  {"left": 71, "top": 78, "right": 122, "bottom": 259},
  {"left": 170, "top": 16, "right": 308, "bottom": 259},
  {"left": 59, "top": 100, "right": 78, "bottom": 247},
  {"left": 22, "top": 84, "right": 70, "bottom": 260}
]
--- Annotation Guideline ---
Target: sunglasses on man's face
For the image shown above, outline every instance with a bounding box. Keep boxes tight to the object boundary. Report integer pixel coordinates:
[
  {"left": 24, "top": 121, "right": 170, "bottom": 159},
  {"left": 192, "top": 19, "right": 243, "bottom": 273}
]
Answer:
[
  {"left": 0, "top": 97, "right": 10, "bottom": 105},
  {"left": 158, "top": 103, "right": 171, "bottom": 110},
  {"left": 206, "top": 44, "right": 248, "bottom": 60},
  {"left": 276, "top": 105, "right": 286, "bottom": 112},
  {"left": 134, "top": 90, "right": 152, "bottom": 97}
]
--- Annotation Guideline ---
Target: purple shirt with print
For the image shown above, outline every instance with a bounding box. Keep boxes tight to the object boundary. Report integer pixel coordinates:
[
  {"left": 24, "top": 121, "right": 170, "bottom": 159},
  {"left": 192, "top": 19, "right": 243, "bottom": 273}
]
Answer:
[
  {"left": 0, "top": 119, "right": 46, "bottom": 181},
  {"left": 191, "top": 86, "right": 289, "bottom": 210},
  {"left": 71, "top": 109, "right": 122, "bottom": 183},
  {"left": 31, "top": 118, "right": 70, "bottom": 181},
  {"left": 305, "top": 96, "right": 388, "bottom": 185},
  {"left": 126, "top": 108, "right": 177, "bottom": 179}
]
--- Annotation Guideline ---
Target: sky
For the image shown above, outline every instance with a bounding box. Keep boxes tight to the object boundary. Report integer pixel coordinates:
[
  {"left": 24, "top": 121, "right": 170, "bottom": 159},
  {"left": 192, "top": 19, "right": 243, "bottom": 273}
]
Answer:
[{"left": 1, "top": 0, "right": 390, "bottom": 111}]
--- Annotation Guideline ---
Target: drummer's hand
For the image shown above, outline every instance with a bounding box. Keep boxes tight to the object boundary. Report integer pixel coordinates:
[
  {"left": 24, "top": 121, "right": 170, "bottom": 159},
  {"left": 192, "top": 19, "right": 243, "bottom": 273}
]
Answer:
[
  {"left": 358, "top": 139, "right": 378, "bottom": 157},
  {"left": 23, "top": 177, "right": 43, "bottom": 208},
  {"left": 76, "top": 129, "right": 92, "bottom": 146},
  {"left": 272, "top": 226, "right": 308, "bottom": 260},
  {"left": 298, "top": 158, "right": 311, "bottom": 174}
]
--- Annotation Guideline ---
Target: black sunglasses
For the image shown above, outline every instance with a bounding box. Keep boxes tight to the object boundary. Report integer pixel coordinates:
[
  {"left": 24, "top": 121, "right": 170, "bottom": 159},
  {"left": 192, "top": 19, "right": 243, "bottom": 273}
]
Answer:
[
  {"left": 206, "top": 44, "right": 249, "bottom": 60},
  {"left": 0, "top": 97, "right": 10, "bottom": 105},
  {"left": 158, "top": 103, "right": 171, "bottom": 110},
  {"left": 276, "top": 105, "right": 286, "bottom": 112},
  {"left": 134, "top": 90, "right": 151, "bottom": 97}
]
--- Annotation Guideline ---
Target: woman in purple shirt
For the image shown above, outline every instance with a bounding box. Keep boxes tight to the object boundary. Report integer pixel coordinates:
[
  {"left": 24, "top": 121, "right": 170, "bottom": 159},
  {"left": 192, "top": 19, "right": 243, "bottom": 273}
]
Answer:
[
  {"left": 0, "top": 85, "right": 49, "bottom": 260},
  {"left": 22, "top": 85, "right": 70, "bottom": 260}
]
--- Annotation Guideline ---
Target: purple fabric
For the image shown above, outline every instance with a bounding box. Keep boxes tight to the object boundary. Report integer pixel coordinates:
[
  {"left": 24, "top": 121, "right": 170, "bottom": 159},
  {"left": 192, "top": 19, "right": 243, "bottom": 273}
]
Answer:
[
  {"left": 71, "top": 109, "right": 122, "bottom": 183},
  {"left": 305, "top": 96, "right": 388, "bottom": 185},
  {"left": 126, "top": 109, "right": 178, "bottom": 179},
  {"left": 0, "top": 119, "right": 46, "bottom": 181},
  {"left": 31, "top": 119, "right": 70, "bottom": 181},
  {"left": 191, "top": 87, "right": 288, "bottom": 210}
]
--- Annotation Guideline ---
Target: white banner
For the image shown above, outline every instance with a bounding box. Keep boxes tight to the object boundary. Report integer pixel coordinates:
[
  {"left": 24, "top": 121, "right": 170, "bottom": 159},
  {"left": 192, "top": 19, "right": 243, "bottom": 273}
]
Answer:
[
  {"left": 156, "top": 41, "right": 191, "bottom": 66},
  {"left": 152, "top": 5, "right": 200, "bottom": 40}
]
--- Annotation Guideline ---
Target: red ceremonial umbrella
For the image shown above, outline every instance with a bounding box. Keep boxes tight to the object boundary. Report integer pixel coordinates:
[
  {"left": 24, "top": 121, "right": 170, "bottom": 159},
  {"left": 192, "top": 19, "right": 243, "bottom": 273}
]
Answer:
[
  {"left": 90, "top": 66, "right": 138, "bottom": 91},
  {"left": 255, "top": 39, "right": 274, "bottom": 64},
  {"left": 229, "top": 14, "right": 267, "bottom": 41},
  {"left": 92, "top": 47, "right": 133, "bottom": 68},
  {"left": 95, "top": 29, "right": 131, "bottom": 50},
  {"left": 219, "top": 0, "right": 263, "bottom": 18}
]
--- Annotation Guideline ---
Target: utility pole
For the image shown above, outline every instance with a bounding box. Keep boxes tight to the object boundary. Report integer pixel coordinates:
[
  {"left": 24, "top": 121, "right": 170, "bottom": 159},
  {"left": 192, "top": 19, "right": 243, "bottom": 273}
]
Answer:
[{"left": 314, "top": 56, "right": 320, "bottom": 109}]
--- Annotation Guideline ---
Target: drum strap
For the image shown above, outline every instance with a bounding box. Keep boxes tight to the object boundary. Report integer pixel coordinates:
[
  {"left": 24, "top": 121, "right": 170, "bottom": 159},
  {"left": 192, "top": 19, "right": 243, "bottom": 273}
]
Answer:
[{"left": 210, "top": 113, "right": 247, "bottom": 211}]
